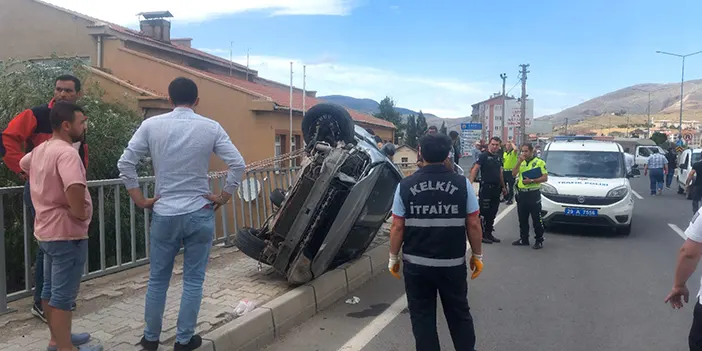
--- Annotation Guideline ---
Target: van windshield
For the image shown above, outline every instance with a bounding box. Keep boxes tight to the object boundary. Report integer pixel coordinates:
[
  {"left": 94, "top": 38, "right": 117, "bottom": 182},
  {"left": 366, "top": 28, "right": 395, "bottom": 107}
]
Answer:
[{"left": 543, "top": 151, "right": 625, "bottom": 179}]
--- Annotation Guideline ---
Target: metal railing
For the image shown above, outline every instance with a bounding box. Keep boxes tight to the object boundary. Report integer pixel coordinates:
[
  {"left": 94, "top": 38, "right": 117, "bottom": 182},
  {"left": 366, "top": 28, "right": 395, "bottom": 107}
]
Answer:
[{"left": 0, "top": 167, "right": 299, "bottom": 315}]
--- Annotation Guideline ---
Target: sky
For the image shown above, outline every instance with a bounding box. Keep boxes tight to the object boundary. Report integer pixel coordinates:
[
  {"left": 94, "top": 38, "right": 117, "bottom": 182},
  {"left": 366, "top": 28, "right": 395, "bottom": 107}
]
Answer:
[{"left": 46, "top": 0, "right": 702, "bottom": 118}]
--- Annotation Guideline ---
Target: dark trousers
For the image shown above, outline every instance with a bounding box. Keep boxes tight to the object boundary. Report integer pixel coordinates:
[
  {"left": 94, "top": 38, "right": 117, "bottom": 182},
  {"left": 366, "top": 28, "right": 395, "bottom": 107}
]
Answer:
[
  {"left": 23, "top": 183, "right": 42, "bottom": 305},
  {"left": 502, "top": 171, "right": 515, "bottom": 202},
  {"left": 479, "top": 183, "right": 501, "bottom": 237},
  {"left": 693, "top": 186, "right": 702, "bottom": 214},
  {"left": 403, "top": 262, "right": 476, "bottom": 351},
  {"left": 690, "top": 299, "right": 702, "bottom": 350},
  {"left": 649, "top": 168, "right": 664, "bottom": 194},
  {"left": 666, "top": 170, "right": 675, "bottom": 188},
  {"left": 517, "top": 190, "right": 544, "bottom": 242}
]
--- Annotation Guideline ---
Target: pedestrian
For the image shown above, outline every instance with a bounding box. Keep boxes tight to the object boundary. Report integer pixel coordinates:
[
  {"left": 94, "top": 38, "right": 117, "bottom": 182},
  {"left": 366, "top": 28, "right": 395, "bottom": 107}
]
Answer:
[
  {"left": 686, "top": 158, "right": 702, "bottom": 213},
  {"left": 644, "top": 151, "right": 668, "bottom": 196},
  {"left": 427, "top": 125, "right": 438, "bottom": 134},
  {"left": 666, "top": 147, "right": 677, "bottom": 189},
  {"left": 664, "top": 209, "right": 702, "bottom": 351},
  {"left": 449, "top": 130, "right": 462, "bottom": 164},
  {"left": 511, "top": 143, "right": 548, "bottom": 250},
  {"left": 0, "top": 74, "right": 86, "bottom": 322},
  {"left": 388, "top": 133, "right": 483, "bottom": 351},
  {"left": 469, "top": 136, "right": 507, "bottom": 244},
  {"left": 623, "top": 147, "right": 635, "bottom": 176},
  {"left": 502, "top": 142, "right": 518, "bottom": 204},
  {"left": 118, "top": 77, "right": 246, "bottom": 351},
  {"left": 19, "top": 101, "right": 101, "bottom": 351}
]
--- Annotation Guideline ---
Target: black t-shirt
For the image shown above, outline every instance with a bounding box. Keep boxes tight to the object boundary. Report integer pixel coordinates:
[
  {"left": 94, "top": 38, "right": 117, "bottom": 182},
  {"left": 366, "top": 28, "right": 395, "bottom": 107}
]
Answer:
[
  {"left": 693, "top": 161, "right": 702, "bottom": 186},
  {"left": 477, "top": 151, "right": 503, "bottom": 185}
]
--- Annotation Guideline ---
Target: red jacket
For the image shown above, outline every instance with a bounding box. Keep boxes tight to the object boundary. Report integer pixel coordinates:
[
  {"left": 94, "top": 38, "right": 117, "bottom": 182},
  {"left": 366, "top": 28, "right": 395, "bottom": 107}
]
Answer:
[{"left": 0, "top": 99, "right": 88, "bottom": 174}]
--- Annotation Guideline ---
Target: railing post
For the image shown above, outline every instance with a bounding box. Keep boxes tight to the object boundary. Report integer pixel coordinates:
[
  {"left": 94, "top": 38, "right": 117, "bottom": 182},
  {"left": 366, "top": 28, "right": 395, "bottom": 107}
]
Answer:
[{"left": 0, "top": 195, "right": 17, "bottom": 315}]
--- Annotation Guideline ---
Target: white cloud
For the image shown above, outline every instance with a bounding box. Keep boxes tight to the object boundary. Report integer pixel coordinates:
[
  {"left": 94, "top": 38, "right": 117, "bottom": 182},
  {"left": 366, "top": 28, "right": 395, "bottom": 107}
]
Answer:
[
  {"left": 42, "top": 0, "right": 359, "bottom": 25},
  {"left": 209, "top": 52, "right": 493, "bottom": 117}
]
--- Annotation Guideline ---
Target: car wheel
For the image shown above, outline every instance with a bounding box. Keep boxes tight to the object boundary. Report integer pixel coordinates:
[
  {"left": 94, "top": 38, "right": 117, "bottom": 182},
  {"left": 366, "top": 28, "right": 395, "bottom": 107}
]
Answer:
[
  {"left": 617, "top": 224, "right": 632, "bottom": 236},
  {"left": 678, "top": 178, "right": 685, "bottom": 194},
  {"left": 235, "top": 227, "right": 267, "bottom": 261},
  {"left": 302, "top": 103, "right": 356, "bottom": 146}
]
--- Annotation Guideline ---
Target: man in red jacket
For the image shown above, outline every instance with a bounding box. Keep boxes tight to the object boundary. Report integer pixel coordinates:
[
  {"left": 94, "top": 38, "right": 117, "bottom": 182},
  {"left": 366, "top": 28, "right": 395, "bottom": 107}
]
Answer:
[{"left": 0, "top": 74, "right": 89, "bottom": 323}]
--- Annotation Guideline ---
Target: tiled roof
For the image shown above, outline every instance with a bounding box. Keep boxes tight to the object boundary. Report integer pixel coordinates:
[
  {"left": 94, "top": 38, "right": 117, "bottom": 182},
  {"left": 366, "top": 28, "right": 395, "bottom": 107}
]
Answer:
[{"left": 197, "top": 70, "right": 395, "bottom": 129}]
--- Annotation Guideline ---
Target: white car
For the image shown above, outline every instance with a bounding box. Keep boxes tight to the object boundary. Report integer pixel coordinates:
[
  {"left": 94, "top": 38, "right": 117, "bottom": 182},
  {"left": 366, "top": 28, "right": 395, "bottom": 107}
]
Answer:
[
  {"left": 539, "top": 139, "right": 634, "bottom": 235},
  {"left": 676, "top": 148, "right": 702, "bottom": 199}
]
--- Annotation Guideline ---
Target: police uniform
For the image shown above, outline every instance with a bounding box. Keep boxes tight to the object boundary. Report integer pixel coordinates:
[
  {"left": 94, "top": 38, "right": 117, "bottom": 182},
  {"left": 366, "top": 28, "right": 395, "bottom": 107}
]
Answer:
[
  {"left": 475, "top": 151, "right": 504, "bottom": 243},
  {"left": 392, "top": 163, "right": 480, "bottom": 350},
  {"left": 514, "top": 156, "right": 548, "bottom": 248},
  {"left": 502, "top": 149, "right": 518, "bottom": 203}
]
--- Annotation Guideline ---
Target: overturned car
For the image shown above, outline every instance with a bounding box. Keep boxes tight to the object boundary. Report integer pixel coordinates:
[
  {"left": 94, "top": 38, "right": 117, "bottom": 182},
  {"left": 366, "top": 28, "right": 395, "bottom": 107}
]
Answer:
[{"left": 235, "top": 103, "right": 403, "bottom": 284}]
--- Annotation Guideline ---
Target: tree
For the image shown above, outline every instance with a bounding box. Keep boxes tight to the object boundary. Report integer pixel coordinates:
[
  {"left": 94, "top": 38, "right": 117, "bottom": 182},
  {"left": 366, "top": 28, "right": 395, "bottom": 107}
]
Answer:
[
  {"left": 416, "top": 110, "right": 428, "bottom": 136},
  {"left": 0, "top": 57, "right": 153, "bottom": 294},
  {"left": 440, "top": 121, "right": 447, "bottom": 134},
  {"left": 374, "top": 96, "right": 404, "bottom": 144},
  {"left": 650, "top": 131, "right": 668, "bottom": 145},
  {"left": 405, "top": 115, "right": 418, "bottom": 148}
]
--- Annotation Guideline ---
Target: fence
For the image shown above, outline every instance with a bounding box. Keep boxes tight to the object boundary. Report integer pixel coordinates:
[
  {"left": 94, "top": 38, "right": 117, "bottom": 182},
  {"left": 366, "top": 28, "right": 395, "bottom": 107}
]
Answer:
[{"left": 0, "top": 167, "right": 300, "bottom": 315}]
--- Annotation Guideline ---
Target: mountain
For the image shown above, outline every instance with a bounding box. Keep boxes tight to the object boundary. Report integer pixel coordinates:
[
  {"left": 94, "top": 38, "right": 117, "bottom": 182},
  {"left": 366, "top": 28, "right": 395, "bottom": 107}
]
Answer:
[
  {"left": 542, "top": 79, "right": 702, "bottom": 125},
  {"left": 318, "top": 95, "right": 439, "bottom": 118}
]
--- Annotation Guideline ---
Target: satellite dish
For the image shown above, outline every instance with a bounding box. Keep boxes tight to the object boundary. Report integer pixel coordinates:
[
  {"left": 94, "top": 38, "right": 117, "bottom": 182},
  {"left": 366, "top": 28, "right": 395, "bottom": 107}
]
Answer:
[{"left": 237, "top": 177, "right": 261, "bottom": 202}]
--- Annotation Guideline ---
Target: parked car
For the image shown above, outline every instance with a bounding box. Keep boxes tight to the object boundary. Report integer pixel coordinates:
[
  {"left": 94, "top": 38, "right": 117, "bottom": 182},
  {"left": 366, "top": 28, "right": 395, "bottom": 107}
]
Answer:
[
  {"left": 676, "top": 148, "right": 702, "bottom": 199},
  {"left": 235, "top": 103, "right": 403, "bottom": 284}
]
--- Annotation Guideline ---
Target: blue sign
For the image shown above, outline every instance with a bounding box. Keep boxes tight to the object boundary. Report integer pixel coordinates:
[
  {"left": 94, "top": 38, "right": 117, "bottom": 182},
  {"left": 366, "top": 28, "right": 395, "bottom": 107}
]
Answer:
[
  {"left": 461, "top": 123, "right": 482, "bottom": 130},
  {"left": 677, "top": 139, "right": 684, "bottom": 147}
]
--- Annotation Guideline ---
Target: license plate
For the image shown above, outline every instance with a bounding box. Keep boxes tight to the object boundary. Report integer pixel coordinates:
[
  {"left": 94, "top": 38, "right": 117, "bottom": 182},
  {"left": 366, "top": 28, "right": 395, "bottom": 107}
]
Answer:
[{"left": 564, "top": 208, "right": 598, "bottom": 217}]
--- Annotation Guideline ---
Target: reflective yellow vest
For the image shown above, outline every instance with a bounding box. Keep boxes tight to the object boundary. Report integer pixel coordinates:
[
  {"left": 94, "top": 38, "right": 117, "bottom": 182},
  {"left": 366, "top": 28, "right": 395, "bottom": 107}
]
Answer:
[{"left": 517, "top": 157, "right": 547, "bottom": 190}]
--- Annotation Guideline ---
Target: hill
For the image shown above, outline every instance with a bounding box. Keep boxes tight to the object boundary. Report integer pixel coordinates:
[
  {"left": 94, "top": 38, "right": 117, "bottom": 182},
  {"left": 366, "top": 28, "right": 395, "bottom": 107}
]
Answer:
[{"left": 542, "top": 79, "right": 702, "bottom": 125}]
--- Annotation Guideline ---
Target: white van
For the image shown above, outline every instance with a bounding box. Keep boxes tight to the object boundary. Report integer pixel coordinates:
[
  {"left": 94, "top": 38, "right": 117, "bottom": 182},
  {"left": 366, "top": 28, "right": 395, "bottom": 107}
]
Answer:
[
  {"left": 634, "top": 145, "right": 666, "bottom": 167},
  {"left": 676, "top": 148, "right": 702, "bottom": 198},
  {"left": 540, "top": 139, "right": 634, "bottom": 235}
]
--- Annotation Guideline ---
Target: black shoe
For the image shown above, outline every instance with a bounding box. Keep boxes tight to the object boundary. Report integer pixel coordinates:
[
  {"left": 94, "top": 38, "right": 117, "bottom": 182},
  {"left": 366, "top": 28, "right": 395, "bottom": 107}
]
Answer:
[
  {"left": 139, "top": 336, "right": 160, "bottom": 351},
  {"left": 506, "top": 200, "right": 513, "bottom": 205},
  {"left": 31, "top": 302, "right": 47, "bottom": 323},
  {"left": 174, "top": 335, "right": 202, "bottom": 351},
  {"left": 533, "top": 241, "right": 543, "bottom": 250},
  {"left": 512, "top": 239, "right": 529, "bottom": 246},
  {"left": 482, "top": 237, "right": 494, "bottom": 244},
  {"left": 71, "top": 302, "right": 77, "bottom": 311},
  {"left": 486, "top": 235, "right": 501, "bottom": 243}
]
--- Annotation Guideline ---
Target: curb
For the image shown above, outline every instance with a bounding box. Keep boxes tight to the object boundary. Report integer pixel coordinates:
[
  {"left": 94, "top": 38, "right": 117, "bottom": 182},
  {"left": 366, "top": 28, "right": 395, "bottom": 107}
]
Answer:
[{"left": 203, "top": 241, "right": 390, "bottom": 351}]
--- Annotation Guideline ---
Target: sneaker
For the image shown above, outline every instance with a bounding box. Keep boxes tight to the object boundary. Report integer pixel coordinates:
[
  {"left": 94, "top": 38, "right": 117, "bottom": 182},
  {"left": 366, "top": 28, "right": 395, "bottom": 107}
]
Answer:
[
  {"left": 533, "top": 241, "right": 544, "bottom": 250},
  {"left": 482, "top": 237, "right": 493, "bottom": 244},
  {"left": 31, "top": 303, "right": 47, "bottom": 323},
  {"left": 486, "top": 235, "right": 501, "bottom": 243},
  {"left": 139, "top": 336, "right": 160, "bottom": 351},
  {"left": 512, "top": 239, "right": 530, "bottom": 246},
  {"left": 45, "top": 333, "right": 91, "bottom": 351},
  {"left": 174, "top": 335, "right": 203, "bottom": 351}
]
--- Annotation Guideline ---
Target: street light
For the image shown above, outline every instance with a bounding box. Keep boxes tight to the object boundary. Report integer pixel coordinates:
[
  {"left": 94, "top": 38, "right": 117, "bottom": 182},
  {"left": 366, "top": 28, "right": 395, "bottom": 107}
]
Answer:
[
  {"left": 632, "top": 86, "right": 664, "bottom": 138},
  {"left": 656, "top": 50, "right": 702, "bottom": 139}
]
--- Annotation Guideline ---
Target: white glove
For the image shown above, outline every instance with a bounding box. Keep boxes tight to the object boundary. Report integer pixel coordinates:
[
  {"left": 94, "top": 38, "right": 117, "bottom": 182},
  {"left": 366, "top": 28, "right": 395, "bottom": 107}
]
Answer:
[{"left": 388, "top": 253, "right": 401, "bottom": 279}]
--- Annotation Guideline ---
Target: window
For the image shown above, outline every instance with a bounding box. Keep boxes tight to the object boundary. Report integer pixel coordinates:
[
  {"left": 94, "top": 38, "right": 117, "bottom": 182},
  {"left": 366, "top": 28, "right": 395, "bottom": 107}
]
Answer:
[
  {"left": 401, "top": 157, "right": 408, "bottom": 163},
  {"left": 543, "top": 151, "right": 624, "bottom": 179},
  {"left": 274, "top": 135, "right": 283, "bottom": 168}
]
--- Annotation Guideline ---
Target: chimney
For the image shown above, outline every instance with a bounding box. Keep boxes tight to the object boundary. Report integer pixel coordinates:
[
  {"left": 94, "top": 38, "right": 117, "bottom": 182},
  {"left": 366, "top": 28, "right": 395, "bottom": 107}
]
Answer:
[
  {"left": 171, "top": 38, "right": 192, "bottom": 47},
  {"left": 137, "top": 11, "right": 173, "bottom": 42}
]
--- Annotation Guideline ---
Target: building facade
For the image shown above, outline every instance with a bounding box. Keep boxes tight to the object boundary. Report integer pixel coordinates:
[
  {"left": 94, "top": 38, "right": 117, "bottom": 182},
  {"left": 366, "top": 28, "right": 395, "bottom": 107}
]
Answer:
[{"left": 470, "top": 95, "right": 534, "bottom": 142}]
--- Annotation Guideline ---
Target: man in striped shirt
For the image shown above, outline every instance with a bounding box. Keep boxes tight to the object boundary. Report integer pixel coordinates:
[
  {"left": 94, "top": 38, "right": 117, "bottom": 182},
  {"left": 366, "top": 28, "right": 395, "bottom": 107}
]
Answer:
[{"left": 644, "top": 151, "right": 668, "bottom": 196}]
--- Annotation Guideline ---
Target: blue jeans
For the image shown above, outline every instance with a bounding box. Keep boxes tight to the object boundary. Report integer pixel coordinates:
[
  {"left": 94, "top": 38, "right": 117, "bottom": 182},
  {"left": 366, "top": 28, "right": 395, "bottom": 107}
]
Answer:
[
  {"left": 24, "top": 183, "right": 43, "bottom": 306},
  {"left": 143, "top": 206, "right": 215, "bottom": 344},
  {"left": 39, "top": 240, "right": 88, "bottom": 311},
  {"left": 666, "top": 170, "right": 675, "bottom": 188},
  {"left": 649, "top": 168, "right": 665, "bottom": 194}
]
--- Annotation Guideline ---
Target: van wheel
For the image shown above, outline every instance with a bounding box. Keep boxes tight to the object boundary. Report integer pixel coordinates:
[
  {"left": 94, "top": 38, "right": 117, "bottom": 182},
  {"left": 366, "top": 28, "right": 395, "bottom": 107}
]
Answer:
[
  {"left": 678, "top": 178, "right": 686, "bottom": 194},
  {"left": 235, "top": 227, "right": 267, "bottom": 261},
  {"left": 302, "top": 103, "right": 356, "bottom": 147}
]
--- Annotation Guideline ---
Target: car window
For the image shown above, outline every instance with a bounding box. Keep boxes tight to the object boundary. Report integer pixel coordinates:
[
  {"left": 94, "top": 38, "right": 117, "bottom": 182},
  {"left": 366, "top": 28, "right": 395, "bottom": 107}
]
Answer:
[
  {"left": 694, "top": 152, "right": 702, "bottom": 164},
  {"left": 543, "top": 151, "right": 625, "bottom": 179},
  {"left": 638, "top": 147, "right": 652, "bottom": 157}
]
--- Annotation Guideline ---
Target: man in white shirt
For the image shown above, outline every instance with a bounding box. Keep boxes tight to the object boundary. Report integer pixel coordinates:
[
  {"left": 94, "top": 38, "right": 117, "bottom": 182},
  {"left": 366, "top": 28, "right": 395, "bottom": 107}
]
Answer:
[
  {"left": 623, "top": 148, "right": 635, "bottom": 175},
  {"left": 665, "top": 210, "right": 702, "bottom": 350}
]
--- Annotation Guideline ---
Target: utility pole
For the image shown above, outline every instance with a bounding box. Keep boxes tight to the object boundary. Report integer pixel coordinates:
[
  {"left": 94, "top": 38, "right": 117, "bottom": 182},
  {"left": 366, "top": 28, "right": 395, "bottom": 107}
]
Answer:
[
  {"left": 564, "top": 118, "right": 568, "bottom": 136},
  {"left": 500, "top": 73, "right": 507, "bottom": 141},
  {"left": 633, "top": 87, "right": 661, "bottom": 138},
  {"left": 519, "top": 64, "right": 530, "bottom": 145},
  {"left": 229, "top": 41, "right": 233, "bottom": 76}
]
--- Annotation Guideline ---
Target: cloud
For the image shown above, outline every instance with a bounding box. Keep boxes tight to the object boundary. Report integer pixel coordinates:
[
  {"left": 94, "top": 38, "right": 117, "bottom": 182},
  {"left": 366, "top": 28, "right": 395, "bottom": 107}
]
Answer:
[
  {"left": 200, "top": 51, "right": 492, "bottom": 117},
  {"left": 43, "top": 0, "right": 359, "bottom": 25}
]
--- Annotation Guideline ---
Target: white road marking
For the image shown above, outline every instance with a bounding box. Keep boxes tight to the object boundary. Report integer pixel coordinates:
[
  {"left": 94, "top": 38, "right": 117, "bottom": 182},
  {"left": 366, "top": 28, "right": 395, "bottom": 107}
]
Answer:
[
  {"left": 338, "top": 205, "right": 515, "bottom": 351},
  {"left": 631, "top": 190, "right": 643, "bottom": 200},
  {"left": 669, "top": 223, "right": 687, "bottom": 240}
]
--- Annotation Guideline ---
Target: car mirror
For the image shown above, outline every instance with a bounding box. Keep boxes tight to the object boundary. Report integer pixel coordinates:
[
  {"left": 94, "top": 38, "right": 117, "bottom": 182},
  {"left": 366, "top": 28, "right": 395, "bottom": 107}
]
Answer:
[
  {"left": 380, "top": 143, "right": 396, "bottom": 157},
  {"left": 631, "top": 168, "right": 641, "bottom": 176}
]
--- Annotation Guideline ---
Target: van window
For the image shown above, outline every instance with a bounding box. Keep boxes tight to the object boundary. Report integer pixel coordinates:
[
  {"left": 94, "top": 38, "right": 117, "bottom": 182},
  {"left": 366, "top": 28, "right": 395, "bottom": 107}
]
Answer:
[
  {"left": 693, "top": 153, "right": 702, "bottom": 165},
  {"left": 638, "top": 147, "right": 652, "bottom": 157},
  {"left": 543, "top": 151, "right": 625, "bottom": 179}
]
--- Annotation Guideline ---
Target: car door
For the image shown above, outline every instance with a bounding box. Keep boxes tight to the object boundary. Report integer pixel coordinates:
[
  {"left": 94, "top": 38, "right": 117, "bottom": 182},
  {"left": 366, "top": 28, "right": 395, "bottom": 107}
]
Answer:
[
  {"left": 679, "top": 150, "right": 691, "bottom": 187},
  {"left": 635, "top": 146, "right": 650, "bottom": 167}
]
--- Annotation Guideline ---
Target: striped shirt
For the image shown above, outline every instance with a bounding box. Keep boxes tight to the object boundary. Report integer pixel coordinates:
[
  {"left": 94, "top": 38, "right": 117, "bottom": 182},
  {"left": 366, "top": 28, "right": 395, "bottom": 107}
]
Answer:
[
  {"left": 117, "top": 107, "right": 246, "bottom": 216},
  {"left": 647, "top": 153, "right": 667, "bottom": 169}
]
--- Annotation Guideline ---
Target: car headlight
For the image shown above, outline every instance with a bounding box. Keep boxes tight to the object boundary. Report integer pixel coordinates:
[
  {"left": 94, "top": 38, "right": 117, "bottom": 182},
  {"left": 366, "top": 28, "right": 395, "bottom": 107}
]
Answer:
[
  {"left": 541, "top": 183, "right": 558, "bottom": 195},
  {"left": 606, "top": 185, "right": 628, "bottom": 198}
]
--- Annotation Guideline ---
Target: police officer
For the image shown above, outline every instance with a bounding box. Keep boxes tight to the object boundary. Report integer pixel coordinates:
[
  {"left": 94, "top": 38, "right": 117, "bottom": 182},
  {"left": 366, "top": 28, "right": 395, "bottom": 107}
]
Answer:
[
  {"left": 502, "top": 142, "right": 518, "bottom": 205},
  {"left": 469, "top": 136, "right": 507, "bottom": 244},
  {"left": 388, "top": 133, "right": 484, "bottom": 351},
  {"left": 511, "top": 143, "right": 548, "bottom": 250}
]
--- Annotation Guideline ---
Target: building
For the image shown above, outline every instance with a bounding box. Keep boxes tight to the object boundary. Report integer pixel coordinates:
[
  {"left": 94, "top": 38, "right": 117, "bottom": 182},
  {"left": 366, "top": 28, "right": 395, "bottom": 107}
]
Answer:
[
  {"left": 1, "top": 0, "right": 396, "bottom": 168},
  {"left": 470, "top": 94, "right": 534, "bottom": 142},
  {"left": 393, "top": 145, "right": 418, "bottom": 166}
]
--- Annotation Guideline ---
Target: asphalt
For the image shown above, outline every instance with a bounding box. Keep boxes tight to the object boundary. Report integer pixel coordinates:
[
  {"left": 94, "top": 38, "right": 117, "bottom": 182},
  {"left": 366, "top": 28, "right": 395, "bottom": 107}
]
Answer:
[{"left": 262, "top": 175, "right": 699, "bottom": 351}]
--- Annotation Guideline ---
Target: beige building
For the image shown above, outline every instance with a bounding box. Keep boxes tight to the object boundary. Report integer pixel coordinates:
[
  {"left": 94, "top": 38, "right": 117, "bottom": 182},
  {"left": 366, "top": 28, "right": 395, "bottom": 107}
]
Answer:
[{"left": 393, "top": 145, "right": 418, "bottom": 166}]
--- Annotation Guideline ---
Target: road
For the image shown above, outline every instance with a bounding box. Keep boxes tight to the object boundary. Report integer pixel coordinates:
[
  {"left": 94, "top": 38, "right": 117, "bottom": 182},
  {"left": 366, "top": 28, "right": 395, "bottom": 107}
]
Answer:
[{"left": 262, "top": 176, "right": 700, "bottom": 351}]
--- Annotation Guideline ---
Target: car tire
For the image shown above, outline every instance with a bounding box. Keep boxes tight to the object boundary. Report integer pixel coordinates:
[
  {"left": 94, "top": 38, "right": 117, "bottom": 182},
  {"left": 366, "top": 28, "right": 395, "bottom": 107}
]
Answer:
[
  {"left": 235, "top": 227, "right": 267, "bottom": 261},
  {"left": 678, "top": 178, "right": 685, "bottom": 195},
  {"left": 617, "top": 224, "right": 632, "bottom": 236},
  {"left": 302, "top": 103, "right": 356, "bottom": 146}
]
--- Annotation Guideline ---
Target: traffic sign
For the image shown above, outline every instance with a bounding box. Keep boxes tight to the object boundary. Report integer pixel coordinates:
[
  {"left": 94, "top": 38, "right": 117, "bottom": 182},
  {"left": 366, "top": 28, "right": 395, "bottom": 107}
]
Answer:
[
  {"left": 677, "top": 146, "right": 685, "bottom": 153},
  {"left": 685, "top": 134, "right": 692, "bottom": 141}
]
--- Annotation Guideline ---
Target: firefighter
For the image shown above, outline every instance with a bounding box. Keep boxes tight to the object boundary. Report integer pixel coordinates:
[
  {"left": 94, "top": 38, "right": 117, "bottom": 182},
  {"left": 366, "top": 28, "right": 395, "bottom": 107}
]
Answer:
[
  {"left": 469, "top": 136, "right": 507, "bottom": 244},
  {"left": 511, "top": 143, "right": 548, "bottom": 249},
  {"left": 388, "top": 133, "right": 484, "bottom": 351}
]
